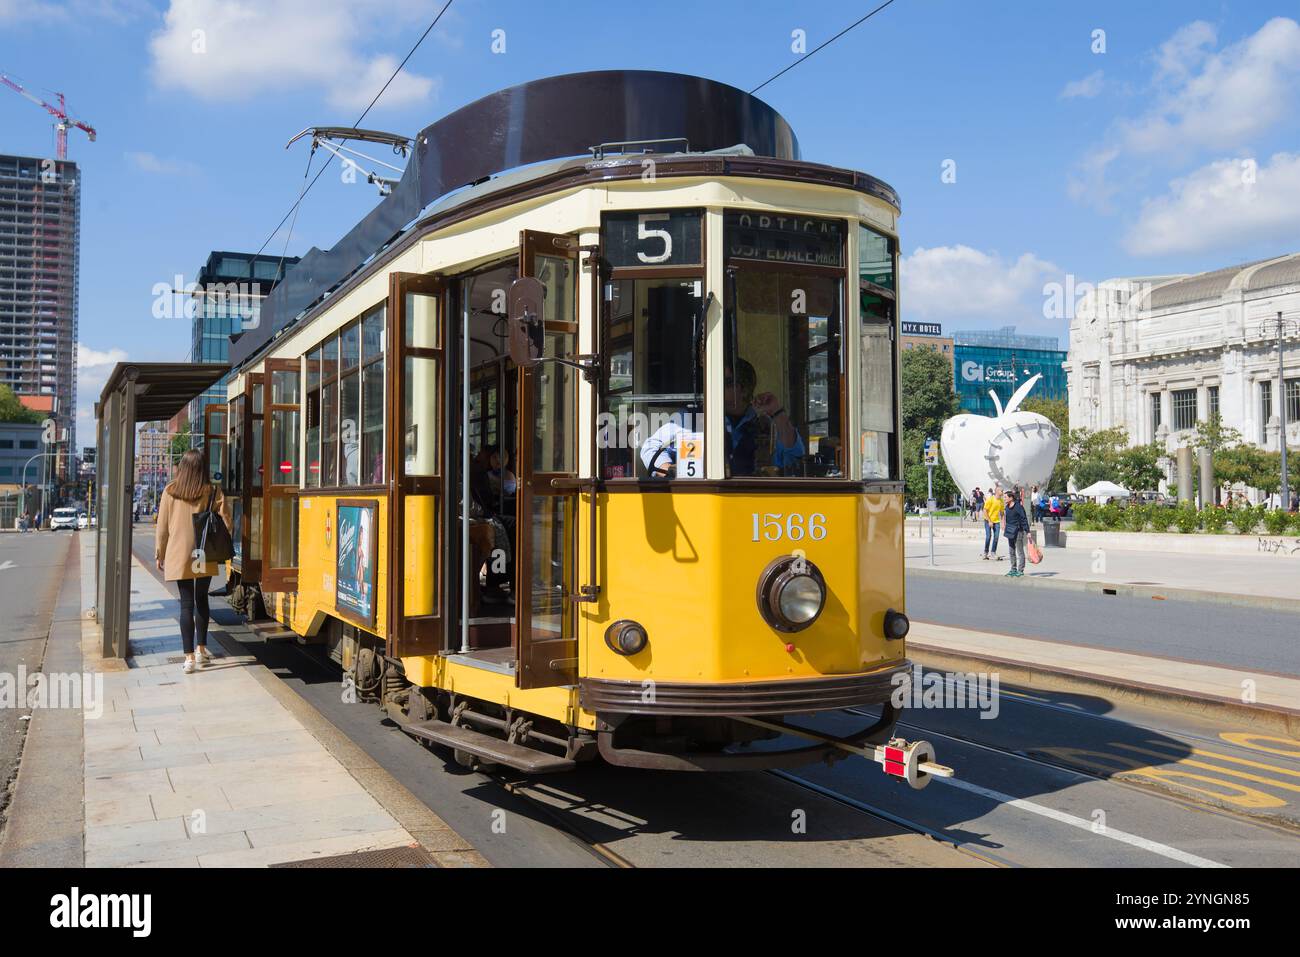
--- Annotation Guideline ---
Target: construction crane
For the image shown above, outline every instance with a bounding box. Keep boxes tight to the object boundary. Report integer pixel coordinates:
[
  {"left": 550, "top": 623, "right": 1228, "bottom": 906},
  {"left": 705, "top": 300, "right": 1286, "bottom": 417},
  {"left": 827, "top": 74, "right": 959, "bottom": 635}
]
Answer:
[{"left": 1, "top": 71, "right": 97, "bottom": 160}]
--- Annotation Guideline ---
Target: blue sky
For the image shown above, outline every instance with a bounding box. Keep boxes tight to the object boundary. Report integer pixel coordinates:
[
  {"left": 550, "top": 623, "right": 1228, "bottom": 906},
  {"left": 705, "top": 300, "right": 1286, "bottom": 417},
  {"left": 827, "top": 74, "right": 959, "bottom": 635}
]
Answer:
[{"left": 2, "top": 1, "right": 1298, "bottom": 443}]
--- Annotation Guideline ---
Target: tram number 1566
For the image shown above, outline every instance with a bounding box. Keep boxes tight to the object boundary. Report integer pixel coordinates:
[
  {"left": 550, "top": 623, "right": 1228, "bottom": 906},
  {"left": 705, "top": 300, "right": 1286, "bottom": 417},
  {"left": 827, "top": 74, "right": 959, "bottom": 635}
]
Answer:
[{"left": 751, "top": 512, "right": 827, "bottom": 542}]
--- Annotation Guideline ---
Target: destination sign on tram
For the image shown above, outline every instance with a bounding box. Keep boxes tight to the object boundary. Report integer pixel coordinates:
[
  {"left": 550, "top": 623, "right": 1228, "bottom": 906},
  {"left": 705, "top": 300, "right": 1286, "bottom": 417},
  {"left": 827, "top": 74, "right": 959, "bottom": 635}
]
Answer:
[
  {"left": 725, "top": 212, "right": 844, "bottom": 268},
  {"left": 602, "top": 209, "right": 703, "bottom": 268}
]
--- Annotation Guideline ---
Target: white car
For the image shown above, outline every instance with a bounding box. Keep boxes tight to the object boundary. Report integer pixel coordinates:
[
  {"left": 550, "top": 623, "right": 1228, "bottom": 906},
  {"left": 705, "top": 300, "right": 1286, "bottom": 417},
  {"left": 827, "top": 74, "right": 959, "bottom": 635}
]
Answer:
[
  {"left": 50, "top": 508, "right": 80, "bottom": 530},
  {"left": 77, "top": 513, "right": 90, "bottom": 529}
]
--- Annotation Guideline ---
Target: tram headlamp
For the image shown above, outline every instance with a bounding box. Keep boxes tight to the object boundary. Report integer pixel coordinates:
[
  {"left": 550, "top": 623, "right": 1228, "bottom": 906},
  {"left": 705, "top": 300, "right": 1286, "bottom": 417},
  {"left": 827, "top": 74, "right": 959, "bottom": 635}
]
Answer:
[
  {"left": 884, "top": 608, "right": 910, "bottom": 641},
  {"left": 756, "top": 557, "right": 827, "bottom": 633},
  {"left": 605, "top": 619, "right": 648, "bottom": 656}
]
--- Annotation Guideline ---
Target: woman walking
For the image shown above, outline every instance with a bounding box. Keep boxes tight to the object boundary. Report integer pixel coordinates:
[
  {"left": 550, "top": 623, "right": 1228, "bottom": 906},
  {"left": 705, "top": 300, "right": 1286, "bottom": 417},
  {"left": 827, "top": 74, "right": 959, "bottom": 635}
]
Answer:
[{"left": 155, "top": 449, "right": 228, "bottom": 674}]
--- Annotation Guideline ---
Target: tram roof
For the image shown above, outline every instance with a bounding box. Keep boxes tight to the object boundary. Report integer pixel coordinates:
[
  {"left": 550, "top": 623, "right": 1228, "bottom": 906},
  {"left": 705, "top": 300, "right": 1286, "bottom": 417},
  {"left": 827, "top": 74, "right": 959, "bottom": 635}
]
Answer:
[{"left": 229, "top": 70, "right": 898, "bottom": 371}]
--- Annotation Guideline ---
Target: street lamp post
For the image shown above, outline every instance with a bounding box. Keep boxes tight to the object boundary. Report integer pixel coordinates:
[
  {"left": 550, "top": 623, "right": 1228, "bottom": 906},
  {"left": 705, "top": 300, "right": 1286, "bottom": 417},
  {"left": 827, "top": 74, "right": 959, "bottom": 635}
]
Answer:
[
  {"left": 22, "top": 451, "right": 61, "bottom": 529},
  {"left": 1261, "top": 310, "right": 1298, "bottom": 510}
]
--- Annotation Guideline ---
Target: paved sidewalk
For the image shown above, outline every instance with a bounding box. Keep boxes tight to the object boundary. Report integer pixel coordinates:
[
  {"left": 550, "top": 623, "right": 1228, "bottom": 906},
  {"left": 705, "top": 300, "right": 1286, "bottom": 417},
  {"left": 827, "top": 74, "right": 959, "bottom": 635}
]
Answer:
[
  {"left": 908, "top": 620, "right": 1300, "bottom": 733},
  {"left": 77, "top": 541, "right": 484, "bottom": 867},
  {"left": 906, "top": 535, "right": 1300, "bottom": 609}
]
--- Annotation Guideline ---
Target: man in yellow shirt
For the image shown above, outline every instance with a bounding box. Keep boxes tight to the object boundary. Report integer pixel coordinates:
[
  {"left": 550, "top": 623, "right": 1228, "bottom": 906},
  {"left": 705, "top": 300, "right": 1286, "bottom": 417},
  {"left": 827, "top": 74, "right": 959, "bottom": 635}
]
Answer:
[{"left": 982, "top": 488, "right": 1004, "bottom": 560}]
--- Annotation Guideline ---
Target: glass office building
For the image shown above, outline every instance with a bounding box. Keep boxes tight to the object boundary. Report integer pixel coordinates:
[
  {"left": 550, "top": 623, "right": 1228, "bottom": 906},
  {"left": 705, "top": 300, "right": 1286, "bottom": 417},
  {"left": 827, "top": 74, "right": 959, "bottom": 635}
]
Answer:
[
  {"left": 952, "top": 327, "right": 1068, "bottom": 417},
  {"left": 186, "top": 251, "right": 298, "bottom": 431}
]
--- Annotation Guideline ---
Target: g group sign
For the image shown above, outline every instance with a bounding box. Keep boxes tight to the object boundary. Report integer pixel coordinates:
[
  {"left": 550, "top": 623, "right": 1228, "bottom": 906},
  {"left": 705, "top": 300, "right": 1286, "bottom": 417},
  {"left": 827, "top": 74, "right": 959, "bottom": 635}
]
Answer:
[{"left": 960, "top": 361, "right": 1017, "bottom": 383}]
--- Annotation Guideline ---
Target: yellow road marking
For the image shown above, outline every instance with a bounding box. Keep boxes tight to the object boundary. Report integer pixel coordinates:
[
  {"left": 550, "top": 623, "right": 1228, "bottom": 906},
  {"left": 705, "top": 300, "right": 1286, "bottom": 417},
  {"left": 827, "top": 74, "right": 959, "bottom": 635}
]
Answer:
[
  {"left": 1110, "top": 742, "right": 1300, "bottom": 795},
  {"left": 1219, "top": 732, "right": 1300, "bottom": 758},
  {"left": 1037, "top": 746, "right": 1287, "bottom": 810}
]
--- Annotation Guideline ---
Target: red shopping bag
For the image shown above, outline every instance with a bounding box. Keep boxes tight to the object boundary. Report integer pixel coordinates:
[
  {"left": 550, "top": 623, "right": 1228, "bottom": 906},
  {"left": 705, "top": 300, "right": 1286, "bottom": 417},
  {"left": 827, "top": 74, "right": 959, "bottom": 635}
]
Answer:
[{"left": 1026, "top": 537, "right": 1043, "bottom": 564}]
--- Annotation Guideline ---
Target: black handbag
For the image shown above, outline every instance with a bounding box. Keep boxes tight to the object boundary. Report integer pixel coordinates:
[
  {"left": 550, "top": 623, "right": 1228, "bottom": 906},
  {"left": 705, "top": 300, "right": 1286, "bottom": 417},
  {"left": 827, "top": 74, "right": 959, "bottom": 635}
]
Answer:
[{"left": 192, "top": 486, "right": 234, "bottom": 564}]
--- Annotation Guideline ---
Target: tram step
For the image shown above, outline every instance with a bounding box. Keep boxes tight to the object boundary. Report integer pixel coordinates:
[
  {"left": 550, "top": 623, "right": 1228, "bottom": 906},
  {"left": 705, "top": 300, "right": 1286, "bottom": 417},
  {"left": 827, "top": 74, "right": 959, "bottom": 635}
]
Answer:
[{"left": 401, "top": 718, "right": 575, "bottom": 774}]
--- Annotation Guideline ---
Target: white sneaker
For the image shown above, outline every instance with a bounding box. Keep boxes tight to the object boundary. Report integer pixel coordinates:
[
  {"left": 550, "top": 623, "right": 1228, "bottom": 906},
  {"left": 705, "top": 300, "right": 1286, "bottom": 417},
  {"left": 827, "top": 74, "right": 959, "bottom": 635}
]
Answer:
[
  {"left": 197, "top": 647, "right": 212, "bottom": 665},
  {"left": 183, "top": 657, "right": 195, "bottom": 675}
]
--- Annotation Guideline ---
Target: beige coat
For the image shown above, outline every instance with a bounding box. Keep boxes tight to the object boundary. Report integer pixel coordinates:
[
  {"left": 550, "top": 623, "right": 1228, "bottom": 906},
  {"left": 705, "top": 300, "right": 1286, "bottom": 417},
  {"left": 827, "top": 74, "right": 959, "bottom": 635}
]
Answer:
[{"left": 155, "top": 485, "right": 229, "bottom": 581}]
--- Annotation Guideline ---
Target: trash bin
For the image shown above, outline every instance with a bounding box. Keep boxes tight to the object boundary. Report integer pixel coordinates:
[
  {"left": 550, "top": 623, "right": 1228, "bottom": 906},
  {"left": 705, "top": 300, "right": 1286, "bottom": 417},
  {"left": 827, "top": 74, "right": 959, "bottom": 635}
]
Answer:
[{"left": 1042, "top": 516, "right": 1063, "bottom": 547}]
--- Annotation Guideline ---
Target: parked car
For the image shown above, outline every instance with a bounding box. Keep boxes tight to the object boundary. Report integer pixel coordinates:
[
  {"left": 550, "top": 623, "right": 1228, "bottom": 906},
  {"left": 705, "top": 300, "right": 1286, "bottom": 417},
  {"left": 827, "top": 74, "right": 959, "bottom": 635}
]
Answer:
[
  {"left": 1134, "top": 490, "right": 1176, "bottom": 508},
  {"left": 50, "top": 507, "right": 80, "bottom": 530},
  {"left": 77, "top": 513, "right": 90, "bottom": 529}
]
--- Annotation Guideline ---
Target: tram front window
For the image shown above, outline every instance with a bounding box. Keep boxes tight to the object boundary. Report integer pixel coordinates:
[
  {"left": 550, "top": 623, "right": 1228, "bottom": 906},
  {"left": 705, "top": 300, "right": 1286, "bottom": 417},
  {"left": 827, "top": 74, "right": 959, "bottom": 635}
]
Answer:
[
  {"left": 601, "top": 277, "right": 704, "bottom": 479},
  {"left": 723, "top": 269, "right": 842, "bottom": 477}
]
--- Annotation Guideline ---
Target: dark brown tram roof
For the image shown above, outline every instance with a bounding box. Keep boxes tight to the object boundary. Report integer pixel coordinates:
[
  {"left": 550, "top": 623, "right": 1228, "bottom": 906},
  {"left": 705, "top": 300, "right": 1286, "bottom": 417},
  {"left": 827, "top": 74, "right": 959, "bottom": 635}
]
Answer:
[
  {"left": 230, "top": 70, "right": 801, "bottom": 367},
  {"left": 229, "top": 71, "right": 900, "bottom": 372}
]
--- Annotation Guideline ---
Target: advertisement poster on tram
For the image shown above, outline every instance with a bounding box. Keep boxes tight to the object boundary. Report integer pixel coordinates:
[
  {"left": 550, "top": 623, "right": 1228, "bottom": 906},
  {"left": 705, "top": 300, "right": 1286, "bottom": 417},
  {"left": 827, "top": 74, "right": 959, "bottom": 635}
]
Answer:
[{"left": 336, "top": 501, "right": 377, "bottom": 626}]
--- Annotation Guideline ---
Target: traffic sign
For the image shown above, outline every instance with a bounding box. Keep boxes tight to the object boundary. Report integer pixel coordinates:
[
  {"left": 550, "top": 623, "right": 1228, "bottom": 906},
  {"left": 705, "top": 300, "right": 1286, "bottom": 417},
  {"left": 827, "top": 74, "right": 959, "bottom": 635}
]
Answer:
[{"left": 923, "top": 438, "right": 939, "bottom": 466}]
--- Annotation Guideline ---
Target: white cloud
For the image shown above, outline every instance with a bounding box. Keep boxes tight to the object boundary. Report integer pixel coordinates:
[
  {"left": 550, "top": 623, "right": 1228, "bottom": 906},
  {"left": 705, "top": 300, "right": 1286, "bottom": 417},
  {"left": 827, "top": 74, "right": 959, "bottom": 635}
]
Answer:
[
  {"left": 149, "top": 0, "right": 439, "bottom": 112},
  {"left": 1060, "top": 70, "right": 1104, "bottom": 99},
  {"left": 1122, "top": 17, "right": 1300, "bottom": 155},
  {"left": 327, "top": 54, "right": 437, "bottom": 113},
  {"left": 75, "top": 343, "right": 128, "bottom": 433},
  {"left": 124, "top": 151, "right": 200, "bottom": 176},
  {"left": 1124, "top": 152, "right": 1300, "bottom": 256},
  {"left": 900, "top": 245, "right": 1060, "bottom": 322}
]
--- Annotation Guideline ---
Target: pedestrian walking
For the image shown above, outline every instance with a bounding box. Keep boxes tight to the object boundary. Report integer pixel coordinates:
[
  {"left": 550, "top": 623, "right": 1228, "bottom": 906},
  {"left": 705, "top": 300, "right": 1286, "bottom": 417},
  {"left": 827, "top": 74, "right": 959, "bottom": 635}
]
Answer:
[
  {"left": 155, "top": 449, "right": 229, "bottom": 675},
  {"left": 981, "top": 487, "right": 1003, "bottom": 560},
  {"left": 1003, "top": 490, "right": 1029, "bottom": 577}
]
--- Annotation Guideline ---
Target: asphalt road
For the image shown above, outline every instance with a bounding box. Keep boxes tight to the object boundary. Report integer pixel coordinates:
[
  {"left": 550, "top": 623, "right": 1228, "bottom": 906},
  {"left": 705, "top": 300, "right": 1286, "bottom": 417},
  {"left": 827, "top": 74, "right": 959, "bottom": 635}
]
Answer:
[
  {"left": 905, "top": 573, "right": 1300, "bottom": 677},
  {"left": 0, "top": 531, "right": 73, "bottom": 825}
]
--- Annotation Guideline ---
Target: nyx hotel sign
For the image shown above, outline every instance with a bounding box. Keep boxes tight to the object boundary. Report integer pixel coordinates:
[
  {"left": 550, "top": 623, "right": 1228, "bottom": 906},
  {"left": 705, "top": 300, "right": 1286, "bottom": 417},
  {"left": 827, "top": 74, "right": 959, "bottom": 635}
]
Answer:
[
  {"left": 901, "top": 321, "right": 943, "bottom": 337},
  {"left": 725, "top": 212, "right": 844, "bottom": 268}
]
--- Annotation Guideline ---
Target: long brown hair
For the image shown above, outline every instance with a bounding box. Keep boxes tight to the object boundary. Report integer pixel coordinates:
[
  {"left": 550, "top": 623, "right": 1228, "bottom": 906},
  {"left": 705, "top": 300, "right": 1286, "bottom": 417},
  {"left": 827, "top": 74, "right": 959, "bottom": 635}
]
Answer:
[{"left": 166, "top": 449, "right": 211, "bottom": 502}]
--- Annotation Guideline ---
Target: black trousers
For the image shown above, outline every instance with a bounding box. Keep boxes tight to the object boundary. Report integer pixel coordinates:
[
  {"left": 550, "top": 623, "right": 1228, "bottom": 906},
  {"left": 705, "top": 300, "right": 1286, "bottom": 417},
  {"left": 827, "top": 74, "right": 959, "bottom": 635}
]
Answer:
[{"left": 175, "top": 577, "right": 212, "bottom": 655}]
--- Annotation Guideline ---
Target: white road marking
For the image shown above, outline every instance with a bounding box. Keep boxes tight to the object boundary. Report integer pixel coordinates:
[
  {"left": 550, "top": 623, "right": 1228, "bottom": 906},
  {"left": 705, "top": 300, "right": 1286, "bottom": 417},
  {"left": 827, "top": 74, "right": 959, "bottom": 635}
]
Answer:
[
  {"left": 0, "top": 560, "right": 15, "bottom": 571},
  {"left": 935, "top": 776, "right": 1228, "bottom": 868}
]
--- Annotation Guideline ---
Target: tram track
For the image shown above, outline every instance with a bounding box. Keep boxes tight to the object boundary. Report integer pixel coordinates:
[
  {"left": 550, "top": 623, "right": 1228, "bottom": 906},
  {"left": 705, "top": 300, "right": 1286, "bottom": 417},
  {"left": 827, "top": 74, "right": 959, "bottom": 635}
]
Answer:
[
  {"left": 843, "top": 706, "right": 1300, "bottom": 839},
  {"left": 766, "top": 768, "right": 1014, "bottom": 867}
]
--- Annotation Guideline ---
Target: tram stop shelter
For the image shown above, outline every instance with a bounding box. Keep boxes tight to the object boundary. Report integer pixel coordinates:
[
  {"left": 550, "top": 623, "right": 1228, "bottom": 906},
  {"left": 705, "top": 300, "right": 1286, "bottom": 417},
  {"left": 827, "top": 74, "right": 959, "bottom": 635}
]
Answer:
[{"left": 93, "top": 362, "right": 228, "bottom": 659}]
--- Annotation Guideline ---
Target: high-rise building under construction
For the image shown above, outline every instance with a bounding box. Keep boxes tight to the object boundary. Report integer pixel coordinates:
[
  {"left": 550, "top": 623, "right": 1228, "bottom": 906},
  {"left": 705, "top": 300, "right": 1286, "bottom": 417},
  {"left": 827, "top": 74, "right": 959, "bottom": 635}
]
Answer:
[{"left": 0, "top": 153, "right": 80, "bottom": 474}]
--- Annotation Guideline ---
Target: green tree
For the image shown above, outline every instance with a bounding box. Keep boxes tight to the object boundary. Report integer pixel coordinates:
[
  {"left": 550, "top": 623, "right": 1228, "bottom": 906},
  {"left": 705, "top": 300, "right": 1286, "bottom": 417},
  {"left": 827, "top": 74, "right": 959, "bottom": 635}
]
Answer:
[
  {"left": 0, "top": 384, "right": 44, "bottom": 425},
  {"left": 1115, "top": 442, "right": 1164, "bottom": 492},
  {"left": 1191, "top": 413, "right": 1243, "bottom": 456},
  {"left": 900, "top": 348, "right": 960, "bottom": 506},
  {"left": 1020, "top": 396, "right": 1070, "bottom": 490},
  {"left": 1067, "top": 425, "right": 1128, "bottom": 488}
]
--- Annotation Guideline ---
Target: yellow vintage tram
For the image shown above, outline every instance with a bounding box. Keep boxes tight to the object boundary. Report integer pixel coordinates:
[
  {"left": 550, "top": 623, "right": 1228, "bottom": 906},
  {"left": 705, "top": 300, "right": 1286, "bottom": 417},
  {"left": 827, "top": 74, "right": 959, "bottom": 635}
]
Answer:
[{"left": 206, "top": 71, "right": 944, "bottom": 783}]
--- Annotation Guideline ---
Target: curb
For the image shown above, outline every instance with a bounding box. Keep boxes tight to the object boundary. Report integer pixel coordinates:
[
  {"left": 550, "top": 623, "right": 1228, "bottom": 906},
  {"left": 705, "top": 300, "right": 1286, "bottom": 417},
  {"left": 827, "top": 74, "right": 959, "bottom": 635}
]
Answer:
[
  {"left": 908, "top": 643, "right": 1300, "bottom": 739},
  {"left": 906, "top": 565, "right": 1300, "bottom": 615}
]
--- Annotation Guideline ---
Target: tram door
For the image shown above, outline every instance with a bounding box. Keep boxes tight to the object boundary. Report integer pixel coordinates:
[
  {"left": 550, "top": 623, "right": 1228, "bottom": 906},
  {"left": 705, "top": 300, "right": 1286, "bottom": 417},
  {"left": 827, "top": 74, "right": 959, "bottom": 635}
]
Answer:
[
  {"left": 386, "top": 273, "right": 446, "bottom": 658},
  {"left": 203, "top": 405, "right": 226, "bottom": 485},
  {"left": 260, "top": 359, "right": 300, "bottom": 592},
  {"left": 233, "top": 374, "right": 263, "bottom": 582},
  {"left": 515, "top": 231, "right": 580, "bottom": 689}
]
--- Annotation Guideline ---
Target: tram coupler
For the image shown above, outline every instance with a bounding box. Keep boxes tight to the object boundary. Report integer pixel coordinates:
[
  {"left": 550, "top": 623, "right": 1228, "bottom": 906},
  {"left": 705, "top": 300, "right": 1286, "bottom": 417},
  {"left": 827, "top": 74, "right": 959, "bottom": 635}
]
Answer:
[{"left": 873, "top": 737, "right": 954, "bottom": 790}]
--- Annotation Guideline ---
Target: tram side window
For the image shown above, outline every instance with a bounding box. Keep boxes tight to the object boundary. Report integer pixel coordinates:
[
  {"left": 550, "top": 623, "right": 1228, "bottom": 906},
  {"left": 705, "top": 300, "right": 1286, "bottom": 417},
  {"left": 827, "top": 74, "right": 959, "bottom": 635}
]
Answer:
[
  {"left": 360, "top": 307, "right": 385, "bottom": 484},
  {"left": 305, "top": 347, "right": 320, "bottom": 488},
  {"left": 307, "top": 304, "right": 384, "bottom": 490},
  {"left": 321, "top": 338, "right": 338, "bottom": 486},
  {"left": 859, "top": 224, "right": 898, "bottom": 481}
]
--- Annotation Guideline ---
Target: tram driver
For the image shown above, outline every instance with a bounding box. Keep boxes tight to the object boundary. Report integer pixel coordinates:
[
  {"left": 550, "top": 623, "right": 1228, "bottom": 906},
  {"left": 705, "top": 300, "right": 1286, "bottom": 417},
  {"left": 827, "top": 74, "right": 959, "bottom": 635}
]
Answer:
[{"left": 640, "top": 358, "right": 804, "bottom": 477}]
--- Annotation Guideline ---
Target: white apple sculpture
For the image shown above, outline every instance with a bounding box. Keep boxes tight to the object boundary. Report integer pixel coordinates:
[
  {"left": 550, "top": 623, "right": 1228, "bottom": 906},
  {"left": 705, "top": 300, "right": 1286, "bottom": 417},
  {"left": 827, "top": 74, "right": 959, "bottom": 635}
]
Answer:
[{"left": 940, "top": 374, "right": 1060, "bottom": 496}]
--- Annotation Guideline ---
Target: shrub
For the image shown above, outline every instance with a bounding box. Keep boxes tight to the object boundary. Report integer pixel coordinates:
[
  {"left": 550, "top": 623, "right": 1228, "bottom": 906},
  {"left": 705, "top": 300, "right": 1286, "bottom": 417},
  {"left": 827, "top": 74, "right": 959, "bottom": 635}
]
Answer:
[
  {"left": 1122, "top": 503, "right": 1150, "bottom": 532},
  {"left": 1174, "top": 504, "right": 1200, "bottom": 533},
  {"left": 1290, "top": 511, "right": 1300, "bottom": 535},
  {"left": 1201, "top": 506, "right": 1230, "bottom": 534},
  {"left": 1099, "top": 503, "right": 1124, "bottom": 530},
  {"left": 1262, "top": 509, "right": 1291, "bottom": 535},
  {"left": 1072, "top": 502, "right": 1098, "bottom": 529},
  {"left": 1231, "top": 503, "right": 1265, "bottom": 535},
  {"left": 1148, "top": 506, "right": 1176, "bottom": 533}
]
